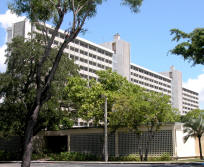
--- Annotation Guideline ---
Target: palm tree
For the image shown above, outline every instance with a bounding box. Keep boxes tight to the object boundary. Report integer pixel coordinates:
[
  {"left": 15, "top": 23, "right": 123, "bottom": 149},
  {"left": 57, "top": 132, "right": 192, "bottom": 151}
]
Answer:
[{"left": 183, "top": 113, "right": 204, "bottom": 160}]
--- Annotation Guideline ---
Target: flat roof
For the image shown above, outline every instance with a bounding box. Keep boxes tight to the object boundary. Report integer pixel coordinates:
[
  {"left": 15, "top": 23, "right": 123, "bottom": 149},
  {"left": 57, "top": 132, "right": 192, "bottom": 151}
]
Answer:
[
  {"left": 43, "top": 23, "right": 114, "bottom": 54},
  {"left": 130, "top": 63, "right": 172, "bottom": 81}
]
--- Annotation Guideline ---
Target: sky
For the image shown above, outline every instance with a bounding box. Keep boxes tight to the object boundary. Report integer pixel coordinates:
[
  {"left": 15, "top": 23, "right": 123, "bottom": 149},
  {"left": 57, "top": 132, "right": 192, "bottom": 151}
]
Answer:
[{"left": 0, "top": 0, "right": 204, "bottom": 109}]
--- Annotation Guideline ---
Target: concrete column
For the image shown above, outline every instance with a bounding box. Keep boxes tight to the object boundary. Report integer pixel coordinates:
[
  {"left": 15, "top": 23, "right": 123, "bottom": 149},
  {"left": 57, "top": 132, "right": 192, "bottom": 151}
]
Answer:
[{"left": 67, "top": 134, "right": 71, "bottom": 152}]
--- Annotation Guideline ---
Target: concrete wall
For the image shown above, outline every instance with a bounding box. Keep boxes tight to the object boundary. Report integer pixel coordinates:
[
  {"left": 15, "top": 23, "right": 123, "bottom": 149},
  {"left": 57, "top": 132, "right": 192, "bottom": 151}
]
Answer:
[
  {"left": 195, "top": 136, "right": 204, "bottom": 157},
  {"left": 45, "top": 125, "right": 174, "bottom": 157},
  {"left": 173, "top": 123, "right": 204, "bottom": 158},
  {"left": 1, "top": 123, "right": 202, "bottom": 158}
]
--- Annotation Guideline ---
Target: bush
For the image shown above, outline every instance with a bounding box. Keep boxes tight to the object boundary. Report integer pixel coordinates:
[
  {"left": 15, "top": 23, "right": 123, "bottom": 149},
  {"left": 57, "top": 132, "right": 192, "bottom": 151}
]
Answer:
[
  {"left": 48, "top": 152, "right": 100, "bottom": 161},
  {"left": 148, "top": 153, "right": 171, "bottom": 161},
  {"left": 32, "top": 153, "right": 47, "bottom": 160},
  {"left": 109, "top": 154, "right": 140, "bottom": 161},
  {"left": 0, "top": 150, "right": 21, "bottom": 161},
  {"left": 110, "top": 153, "right": 171, "bottom": 162},
  {"left": 160, "top": 152, "right": 171, "bottom": 161}
]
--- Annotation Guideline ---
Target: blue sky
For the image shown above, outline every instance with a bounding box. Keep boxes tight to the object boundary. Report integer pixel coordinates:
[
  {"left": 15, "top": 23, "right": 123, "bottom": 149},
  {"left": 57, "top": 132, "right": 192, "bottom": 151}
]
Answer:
[{"left": 0, "top": 0, "right": 204, "bottom": 108}]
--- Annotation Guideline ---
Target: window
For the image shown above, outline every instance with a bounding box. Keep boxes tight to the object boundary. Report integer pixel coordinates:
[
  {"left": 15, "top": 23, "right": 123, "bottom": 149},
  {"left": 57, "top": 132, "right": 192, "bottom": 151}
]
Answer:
[
  {"left": 112, "top": 42, "right": 116, "bottom": 53},
  {"left": 60, "top": 33, "right": 65, "bottom": 39}
]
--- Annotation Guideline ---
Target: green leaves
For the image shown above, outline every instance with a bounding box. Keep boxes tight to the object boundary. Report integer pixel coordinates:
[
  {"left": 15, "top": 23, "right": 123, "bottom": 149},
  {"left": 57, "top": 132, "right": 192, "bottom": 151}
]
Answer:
[
  {"left": 170, "top": 28, "right": 204, "bottom": 65},
  {"left": 182, "top": 110, "right": 204, "bottom": 160},
  {"left": 0, "top": 36, "right": 79, "bottom": 136},
  {"left": 122, "top": 0, "right": 143, "bottom": 13},
  {"left": 65, "top": 70, "right": 177, "bottom": 132},
  {"left": 183, "top": 110, "right": 204, "bottom": 142}
]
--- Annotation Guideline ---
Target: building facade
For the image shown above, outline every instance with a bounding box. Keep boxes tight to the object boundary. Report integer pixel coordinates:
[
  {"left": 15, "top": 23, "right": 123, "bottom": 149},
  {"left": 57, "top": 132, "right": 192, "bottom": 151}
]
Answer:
[{"left": 7, "top": 20, "right": 199, "bottom": 116}]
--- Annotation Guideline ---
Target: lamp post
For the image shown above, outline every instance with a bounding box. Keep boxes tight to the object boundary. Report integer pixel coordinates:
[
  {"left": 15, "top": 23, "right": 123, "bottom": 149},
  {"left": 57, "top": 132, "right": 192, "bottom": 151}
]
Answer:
[{"left": 104, "top": 95, "right": 108, "bottom": 162}]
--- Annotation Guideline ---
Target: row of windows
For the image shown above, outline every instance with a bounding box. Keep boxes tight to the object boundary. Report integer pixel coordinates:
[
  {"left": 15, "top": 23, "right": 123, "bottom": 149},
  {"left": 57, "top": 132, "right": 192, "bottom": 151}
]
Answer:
[
  {"left": 131, "top": 66, "right": 171, "bottom": 83},
  {"left": 183, "top": 93, "right": 198, "bottom": 100},
  {"left": 68, "top": 45, "right": 112, "bottom": 64},
  {"left": 47, "top": 27, "right": 113, "bottom": 58},
  {"left": 183, "top": 107, "right": 197, "bottom": 111},
  {"left": 74, "top": 121, "right": 93, "bottom": 127},
  {"left": 183, "top": 88, "right": 199, "bottom": 96},
  {"left": 70, "top": 54, "right": 111, "bottom": 70},
  {"left": 183, "top": 102, "right": 199, "bottom": 108},
  {"left": 80, "top": 73, "right": 97, "bottom": 81},
  {"left": 183, "top": 97, "right": 198, "bottom": 104},
  {"left": 131, "top": 78, "right": 171, "bottom": 94},
  {"left": 79, "top": 65, "right": 111, "bottom": 75},
  {"left": 131, "top": 72, "right": 171, "bottom": 88},
  {"left": 72, "top": 39, "right": 112, "bottom": 57}
]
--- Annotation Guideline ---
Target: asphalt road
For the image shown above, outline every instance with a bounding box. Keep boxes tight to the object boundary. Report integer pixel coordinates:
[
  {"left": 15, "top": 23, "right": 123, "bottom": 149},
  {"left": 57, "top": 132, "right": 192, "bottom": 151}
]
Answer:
[{"left": 0, "top": 162, "right": 204, "bottom": 167}]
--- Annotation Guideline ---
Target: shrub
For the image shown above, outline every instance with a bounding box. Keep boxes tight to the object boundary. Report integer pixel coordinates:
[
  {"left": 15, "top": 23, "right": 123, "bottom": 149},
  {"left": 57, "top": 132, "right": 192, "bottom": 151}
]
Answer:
[
  {"left": 0, "top": 150, "right": 21, "bottom": 161},
  {"left": 109, "top": 154, "right": 140, "bottom": 161},
  {"left": 48, "top": 152, "right": 100, "bottom": 161},
  {"left": 160, "top": 152, "right": 171, "bottom": 161}
]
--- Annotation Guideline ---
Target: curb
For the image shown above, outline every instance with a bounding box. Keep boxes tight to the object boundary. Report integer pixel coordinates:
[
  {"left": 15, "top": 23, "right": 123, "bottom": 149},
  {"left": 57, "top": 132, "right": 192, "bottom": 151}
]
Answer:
[{"left": 0, "top": 161, "right": 204, "bottom": 164}]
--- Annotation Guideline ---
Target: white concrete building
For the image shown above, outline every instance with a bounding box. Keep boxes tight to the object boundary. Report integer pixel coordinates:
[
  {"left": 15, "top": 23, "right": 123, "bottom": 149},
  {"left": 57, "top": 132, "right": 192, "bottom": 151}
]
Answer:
[
  {"left": 161, "top": 66, "right": 199, "bottom": 114},
  {"left": 130, "top": 63, "right": 172, "bottom": 97},
  {"left": 7, "top": 20, "right": 199, "bottom": 116},
  {"left": 101, "top": 33, "right": 130, "bottom": 81}
]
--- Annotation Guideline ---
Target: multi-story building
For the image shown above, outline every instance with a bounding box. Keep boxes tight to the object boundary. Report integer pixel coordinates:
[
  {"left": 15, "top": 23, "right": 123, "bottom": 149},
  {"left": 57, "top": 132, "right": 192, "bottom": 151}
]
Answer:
[
  {"left": 7, "top": 20, "right": 199, "bottom": 117},
  {"left": 7, "top": 20, "right": 114, "bottom": 81},
  {"left": 160, "top": 66, "right": 199, "bottom": 114}
]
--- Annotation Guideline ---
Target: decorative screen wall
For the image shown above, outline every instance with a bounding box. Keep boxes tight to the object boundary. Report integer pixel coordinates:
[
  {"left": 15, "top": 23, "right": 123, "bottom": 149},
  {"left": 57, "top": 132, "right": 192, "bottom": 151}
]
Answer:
[
  {"left": 70, "top": 133, "right": 115, "bottom": 156},
  {"left": 118, "top": 130, "right": 173, "bottom": 156},
  {"left": 69, "top": 130, "right": 173, "bottom": 157}
]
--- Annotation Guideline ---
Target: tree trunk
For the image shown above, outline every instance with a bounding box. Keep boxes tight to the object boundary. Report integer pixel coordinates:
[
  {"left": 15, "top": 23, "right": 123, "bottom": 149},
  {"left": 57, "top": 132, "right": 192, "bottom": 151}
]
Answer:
[
  {"left": 144, "top": 142, "right": 149, "bottom": 161},
  {"left": 144, "top": 132, "right": 154, "bottom": 161},
  {"left": 198, "top": 136, "right": 203, "bottom": 160},
  {"left": 21, "top": 105, "right": 41, "bottom": 167},
  {"left": 139, "top": 147, "right": 143, "bottom": 161}
]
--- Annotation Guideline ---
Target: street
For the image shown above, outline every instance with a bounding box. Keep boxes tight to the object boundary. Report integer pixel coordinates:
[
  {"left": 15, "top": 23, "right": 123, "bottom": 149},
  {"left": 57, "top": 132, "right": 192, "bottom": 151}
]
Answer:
[{"left": 0, "top": 162, "right": 204, "bottom": 167}]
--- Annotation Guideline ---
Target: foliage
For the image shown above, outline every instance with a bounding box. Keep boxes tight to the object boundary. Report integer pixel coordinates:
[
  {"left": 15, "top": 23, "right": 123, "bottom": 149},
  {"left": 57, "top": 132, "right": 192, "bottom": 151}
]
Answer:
[
  {"left": 48, "top": 152, "right": 100, "bottom": 161},
  {"left": 183, "top": 110, "right": 204, "bottom": 159},
  {"left": 110, "top": 89, "right": 178, "bottom": 161},
  {"left": 0, "top": 36, "right": 78, "bottom": 137},
  {"left": 122, "top": 0, "right": 143, "bottom": 13},
  {"left": 7, "top": 0, "right": 144, "bottom": 166},
  {"left": 109, "top": 153, "right": 171, "bottom": 161},
  {"left": 0, "top": 150, "right": 21, "bottom": 161},
  {"left": 64, "top": 70, "right": 133, "bottom": 126},
  {"left": 159, "top": 152, "right": 171, "bottom": 161},
  {"left": 182, "top": 109, "right": 204, "bottom": 123},
  {"left": 170, "top": 28, "right": 204, "bottom": 66},
  {"left": 65, "top": 70, "right": 178, "bottom": 161}
]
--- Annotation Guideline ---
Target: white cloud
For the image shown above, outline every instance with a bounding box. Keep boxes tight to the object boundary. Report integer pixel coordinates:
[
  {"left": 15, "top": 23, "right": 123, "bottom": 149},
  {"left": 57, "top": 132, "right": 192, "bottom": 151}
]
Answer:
[
  {"left": 0, "top": 44, "right": 7, "bottom": 72},
  {"left": 0, "top": 10, "right": 25, "bottom": 72},
  {"left": 0, "top": 10, "right": 25, "bottom": 29},
  {"left": 183, "top": 72, "right": 204, "bottom": 109}
]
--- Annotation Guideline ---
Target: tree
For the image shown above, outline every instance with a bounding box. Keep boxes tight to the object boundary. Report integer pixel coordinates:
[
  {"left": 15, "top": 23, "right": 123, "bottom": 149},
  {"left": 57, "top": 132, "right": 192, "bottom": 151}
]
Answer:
[
  {"left": 112, "top": 89, "right": 179, "bottom": 161},
  {"left": 0, "top": 36, "right": 79, "bottom": 152},
  {"left": 139, "top": 92, "right": 178, "bottom": 161},
  {"left": 8, "top": 1, "right": 143, "bottom": 166},
  {"left": 64, "top": 70, "right": 132, "bottom": 126},
  {"left": 182, "top": 109, "right": 204, "bottom": 160},
  {"left": 181, "top": 109, "right": 204, "bottom": 123},
  {"left": 64, "top": 70, "right": 139, "bottom": 160},
  {"left": 170, "top": 28, "right": 204, "bottom": 65}
]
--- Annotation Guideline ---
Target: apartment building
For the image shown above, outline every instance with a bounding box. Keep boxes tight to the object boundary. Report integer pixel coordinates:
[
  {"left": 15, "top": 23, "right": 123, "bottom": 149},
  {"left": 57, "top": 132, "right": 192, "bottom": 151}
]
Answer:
[
  {"left": 160, "top": 66, "right": 199, "bottom": 114},
  {"left": 7, "top": 20, "right": 114, "bottom": 81},
  {"left": 7, "top": 20, "right": 199, "bottom": 116}
]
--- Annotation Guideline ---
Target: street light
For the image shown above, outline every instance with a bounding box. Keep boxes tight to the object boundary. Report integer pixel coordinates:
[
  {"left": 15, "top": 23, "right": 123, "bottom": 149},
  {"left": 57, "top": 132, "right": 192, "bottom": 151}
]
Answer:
[{"left": 104, "top": 95, "right": 108, "bottom": 162}]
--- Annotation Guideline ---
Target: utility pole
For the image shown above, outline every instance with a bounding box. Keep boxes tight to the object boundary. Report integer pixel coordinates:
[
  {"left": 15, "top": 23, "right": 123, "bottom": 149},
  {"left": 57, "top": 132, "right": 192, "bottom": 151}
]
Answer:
[{"left": 104, "top": 96, "right": 108, "bottom": 162}]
